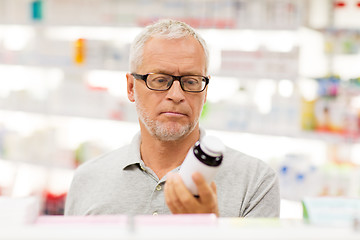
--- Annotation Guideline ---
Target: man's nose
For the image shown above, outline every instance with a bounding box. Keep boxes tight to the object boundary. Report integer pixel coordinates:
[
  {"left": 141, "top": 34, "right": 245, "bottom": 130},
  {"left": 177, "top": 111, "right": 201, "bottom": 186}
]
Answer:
[{"left": 165, "top": 80, "right": 185, "bottom": 103}]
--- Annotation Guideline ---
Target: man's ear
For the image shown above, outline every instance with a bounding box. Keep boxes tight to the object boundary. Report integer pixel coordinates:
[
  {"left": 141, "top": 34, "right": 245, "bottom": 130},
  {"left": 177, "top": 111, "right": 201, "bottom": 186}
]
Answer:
[
  {"left": 126, "top": 73, "right": 135, "bottom": 102},
  {"left": 203, "top": 85, "right": 208, "bottom": 104}
]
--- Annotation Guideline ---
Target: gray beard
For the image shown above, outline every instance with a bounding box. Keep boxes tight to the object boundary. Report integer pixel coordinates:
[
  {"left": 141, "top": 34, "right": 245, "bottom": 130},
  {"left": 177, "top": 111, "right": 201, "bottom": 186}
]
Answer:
[{"left": 134, "top": 92, "right": 197, "bottom": 142}]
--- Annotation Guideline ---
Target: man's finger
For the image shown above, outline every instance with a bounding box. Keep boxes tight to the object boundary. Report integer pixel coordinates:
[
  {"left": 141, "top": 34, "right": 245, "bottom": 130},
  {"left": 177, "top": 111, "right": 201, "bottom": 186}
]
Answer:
[
  {"left": 211, "top": 181, "right": 217, "bottom": 194},
  {"left": 165, "top": 174, "right": 187, "bottom": 213},
  {"left": 192, "top": 172, "right": 214, "bottom": 205},
  {"left": 172, "top": 173, "right": 199, "bottom": 212}
]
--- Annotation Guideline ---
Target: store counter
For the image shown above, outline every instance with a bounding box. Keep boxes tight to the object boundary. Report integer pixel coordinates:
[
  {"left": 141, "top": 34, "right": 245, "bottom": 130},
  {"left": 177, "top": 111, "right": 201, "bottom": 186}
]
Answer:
[{"left": 0, "top": 215, "right": 359, "bottom": 240}]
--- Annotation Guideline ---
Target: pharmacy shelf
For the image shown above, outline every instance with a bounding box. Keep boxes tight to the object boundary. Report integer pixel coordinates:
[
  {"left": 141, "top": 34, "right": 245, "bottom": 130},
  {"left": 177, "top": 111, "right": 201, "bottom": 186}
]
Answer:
[
  {"left": 0, "top": 108, "right": 137, "bottom": 130},
  {"left": 0, "top": 22, "right": 300, "bottom": 36},
  {"left": 0, "top": 62, "right": 300, "bottom": 84},
  {"left": 0, "top": 94, "right": 136, "bottom": 122},
  {"left": 0, "top": 21, "right": 301, "bottom": 31},
  {"left": 0, "top": 157, "right": 74, "bottom": 171},
  {"left": 0, "top": 108, "right": 357, "bottom": 145},
  {"left": 225, "top": 128, "right": 360, "bottom": 145},
  {"left": 214, "top": 70, "right": 299, "bottom": 81},
  {"left": 0, "top": 62, "right": 128, "bottom": 75},
  {"left": 0, "top": 217, "right": 359, "bottom": 240}
]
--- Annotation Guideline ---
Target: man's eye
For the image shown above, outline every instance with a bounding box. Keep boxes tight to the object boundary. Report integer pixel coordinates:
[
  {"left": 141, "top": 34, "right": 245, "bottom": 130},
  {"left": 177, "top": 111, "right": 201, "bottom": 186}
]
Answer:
[
  {"left": 184, "top": 79, "right": 199, "bottom": 85},
  {"left": 154, "top": 78, "right": 168, "bottom": 83},
  {"left": 157, "top": 78, "right": 167, "bottom": 82}
]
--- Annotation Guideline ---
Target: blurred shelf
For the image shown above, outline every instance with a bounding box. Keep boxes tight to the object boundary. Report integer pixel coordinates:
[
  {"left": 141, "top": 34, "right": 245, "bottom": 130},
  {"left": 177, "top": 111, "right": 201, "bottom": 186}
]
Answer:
[
  {"left": 0, "top": 23, "right": 300, "bottom": 46},
  {"left": 0, "top": 109, "right": 136, "bottom": 126},
  {"left": 0, "top": 22, "right": 301, "bottom": 31},
  {"left": 0, "top": 62, "right": 129, "bottom": 73},
  {"left": 219, "top": 128, "right": 359, "bottom": 144},
  {"left": 0, "top": 218, "right": 359, "bottom": 240},
  {"left": 270, "top": 129, "right": 359, "bottom": 144},
  {"left": 0, "top": 157, "right": 75, "bottom": 171},
  {"left": 0, "top": 108, "right": 358, "bottom": 145},
  {"left": 215, "top": 70, "right": 299, "bottom": 81}
]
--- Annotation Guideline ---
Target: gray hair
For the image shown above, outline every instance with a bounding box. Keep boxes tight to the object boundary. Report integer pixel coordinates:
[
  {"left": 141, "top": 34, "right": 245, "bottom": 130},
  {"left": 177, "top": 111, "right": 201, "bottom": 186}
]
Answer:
[{"left": 129, "top": 19, "right": 209, "bottom": 74}]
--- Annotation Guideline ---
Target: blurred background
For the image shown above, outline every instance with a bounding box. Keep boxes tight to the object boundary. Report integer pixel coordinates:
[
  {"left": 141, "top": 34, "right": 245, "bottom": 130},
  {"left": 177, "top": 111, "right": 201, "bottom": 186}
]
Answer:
[{"left": 0, "top": 0, "right": 359, "bottom": 218}]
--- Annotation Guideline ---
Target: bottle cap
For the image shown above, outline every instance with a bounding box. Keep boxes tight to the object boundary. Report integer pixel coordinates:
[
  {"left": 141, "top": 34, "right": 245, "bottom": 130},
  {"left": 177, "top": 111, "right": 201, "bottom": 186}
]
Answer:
[{"left": 201, "top": 135, "right": 225, "bottom": 157}]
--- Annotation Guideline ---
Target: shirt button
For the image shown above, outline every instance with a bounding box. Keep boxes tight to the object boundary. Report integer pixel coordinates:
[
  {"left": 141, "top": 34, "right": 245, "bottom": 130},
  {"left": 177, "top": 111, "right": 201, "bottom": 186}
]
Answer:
[
  {"left": 140, "top": 165, "right": 146, "bottom": 171},
  {"left": 156, "top": 185, "right": 162, "bottom": 191},
  {"left": 153, "top": 211, "right": 158, "bottom": 216}
]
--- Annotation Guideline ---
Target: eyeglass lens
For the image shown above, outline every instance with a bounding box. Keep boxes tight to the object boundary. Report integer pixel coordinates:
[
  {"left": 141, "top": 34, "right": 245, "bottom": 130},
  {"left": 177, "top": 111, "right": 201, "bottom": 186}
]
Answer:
[{"left": 147, "top": 74, "right": 206, "bottom": 92}]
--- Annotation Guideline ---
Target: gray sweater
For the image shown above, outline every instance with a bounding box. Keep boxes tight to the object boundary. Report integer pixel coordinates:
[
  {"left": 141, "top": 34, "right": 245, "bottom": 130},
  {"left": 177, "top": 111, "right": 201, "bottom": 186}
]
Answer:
[{"left": 65, "top": 131, "right": 280, "bottom": 217}]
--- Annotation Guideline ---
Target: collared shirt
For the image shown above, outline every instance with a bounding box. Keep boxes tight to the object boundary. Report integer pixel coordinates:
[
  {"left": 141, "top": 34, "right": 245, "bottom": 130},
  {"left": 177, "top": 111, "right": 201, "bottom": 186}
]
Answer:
[{"left": 65, "top": 130, "right": 280, "bottom": 217}]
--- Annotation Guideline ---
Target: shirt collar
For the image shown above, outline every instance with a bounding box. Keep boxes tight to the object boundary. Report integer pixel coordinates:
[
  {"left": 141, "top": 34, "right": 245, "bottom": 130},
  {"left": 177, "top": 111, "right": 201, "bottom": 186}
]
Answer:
[
  {"left": 121, "top": 132, "right": 142, "bottom": 170},
  {"left": 121, "top": 127, "right": 206, "bottom": 170}
]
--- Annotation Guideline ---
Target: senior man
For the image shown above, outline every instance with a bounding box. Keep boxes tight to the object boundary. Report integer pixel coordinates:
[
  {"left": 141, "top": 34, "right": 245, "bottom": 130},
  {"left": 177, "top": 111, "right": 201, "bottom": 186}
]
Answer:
[{"left": 65, "top": 19, "right": 280, "bottom": 217}]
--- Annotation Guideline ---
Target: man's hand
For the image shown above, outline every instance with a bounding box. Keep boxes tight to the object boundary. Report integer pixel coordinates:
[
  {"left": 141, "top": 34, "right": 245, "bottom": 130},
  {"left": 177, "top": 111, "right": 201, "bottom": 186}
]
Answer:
[{"left": 164, "top": 172, "right": 219, "bottom": 217}]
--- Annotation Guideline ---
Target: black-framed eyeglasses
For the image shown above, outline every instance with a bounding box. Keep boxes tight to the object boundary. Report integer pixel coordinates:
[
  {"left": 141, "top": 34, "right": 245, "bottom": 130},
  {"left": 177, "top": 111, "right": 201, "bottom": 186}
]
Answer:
[{"left": 131, "top": 73, "right": 209, "bottom": 93}]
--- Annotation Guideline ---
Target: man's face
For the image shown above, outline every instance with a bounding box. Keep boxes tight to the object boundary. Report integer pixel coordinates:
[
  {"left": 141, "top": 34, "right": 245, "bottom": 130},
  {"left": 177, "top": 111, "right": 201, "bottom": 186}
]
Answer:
[{"left": 127, "top": 36, "right": 207, "bottom": 141}]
